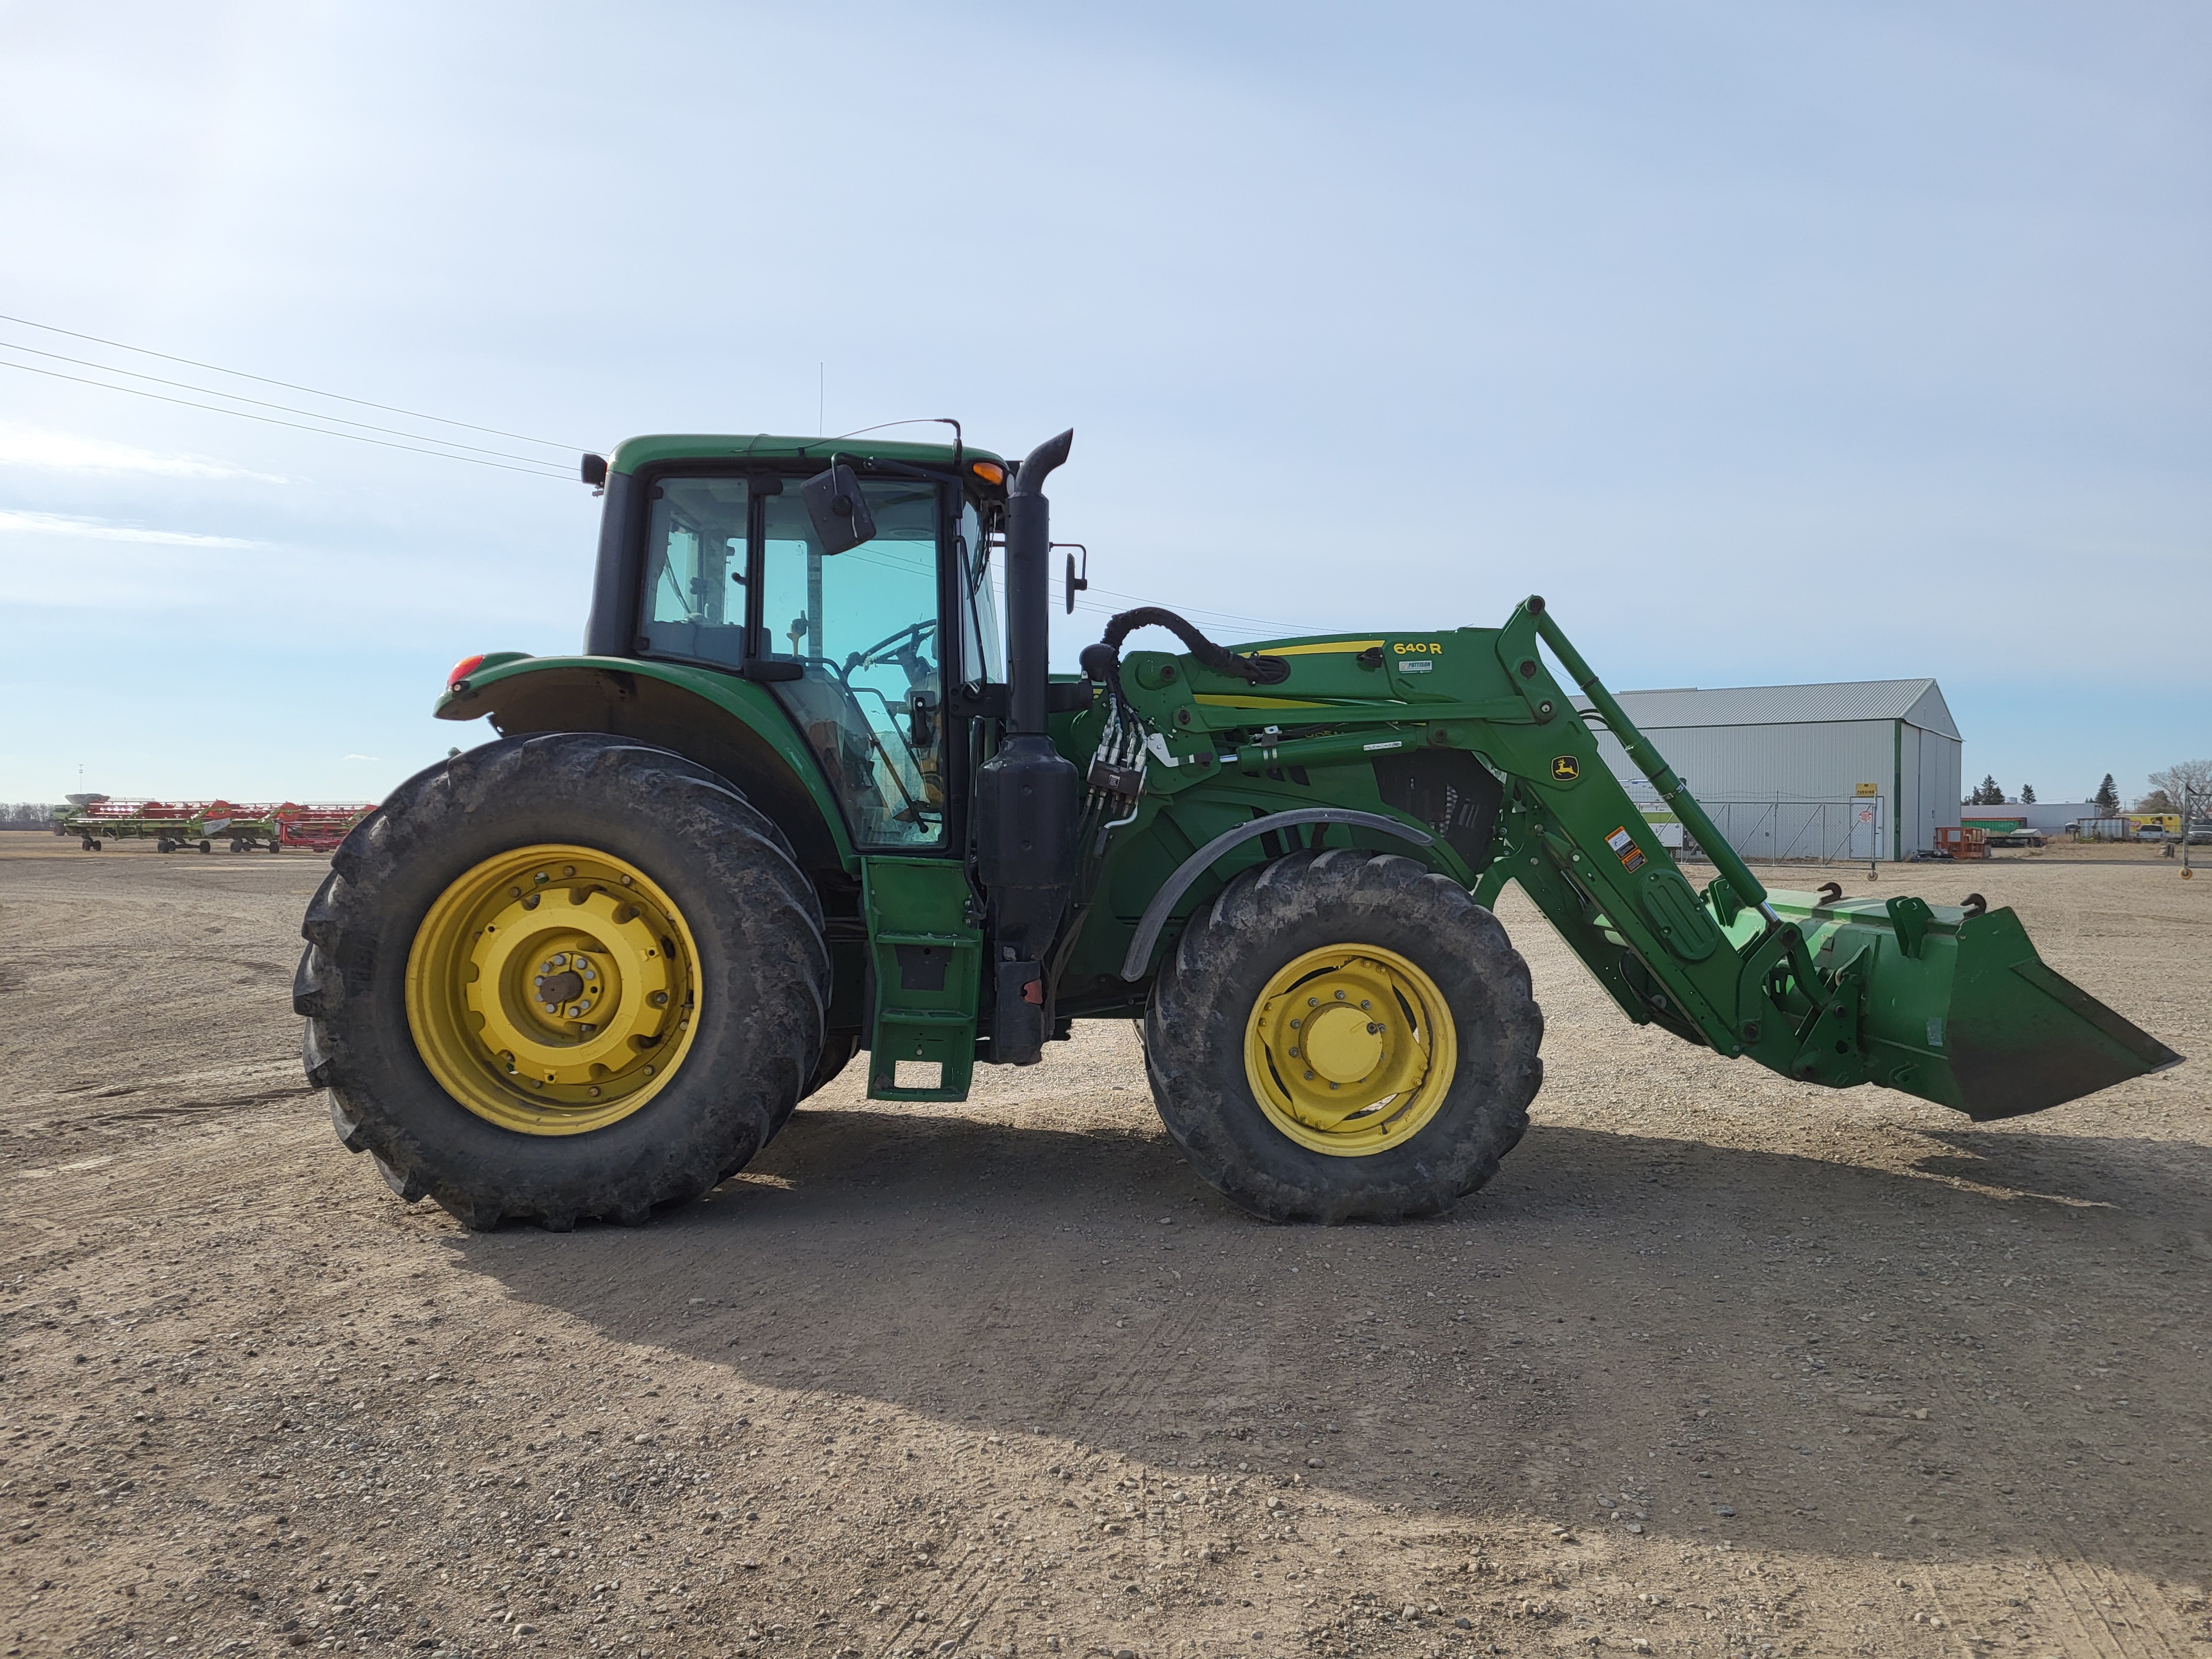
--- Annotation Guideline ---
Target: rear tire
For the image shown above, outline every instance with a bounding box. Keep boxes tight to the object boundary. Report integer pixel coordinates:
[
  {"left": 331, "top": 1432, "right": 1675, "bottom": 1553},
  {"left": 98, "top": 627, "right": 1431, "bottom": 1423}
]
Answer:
[
  {"left": 294, "top": 733, "right": 830, "bottom": 1230},
  {"left": 1144, "top": 849, "right": 1542, "bottom": 1223},
  {"left": 800, "top": 1034, "right": 860, "bottom": 1102}
]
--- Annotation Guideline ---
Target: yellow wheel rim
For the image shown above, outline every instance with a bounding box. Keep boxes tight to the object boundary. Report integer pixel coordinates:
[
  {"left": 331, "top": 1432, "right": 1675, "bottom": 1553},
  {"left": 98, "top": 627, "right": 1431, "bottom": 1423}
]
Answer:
[
  {"left": 1243, "top": 943, "right": 1456, "bottom": 1158},
  {"left": 405, "top": 844, "right": 702, "bottom": 1135}
]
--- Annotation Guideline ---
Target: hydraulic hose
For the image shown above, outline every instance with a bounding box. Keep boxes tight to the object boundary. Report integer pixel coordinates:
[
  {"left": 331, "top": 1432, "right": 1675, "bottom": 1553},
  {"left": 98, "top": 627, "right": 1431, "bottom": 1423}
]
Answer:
[{"left": 1079, "top": 608, "right": 1290, "bottom": 712}]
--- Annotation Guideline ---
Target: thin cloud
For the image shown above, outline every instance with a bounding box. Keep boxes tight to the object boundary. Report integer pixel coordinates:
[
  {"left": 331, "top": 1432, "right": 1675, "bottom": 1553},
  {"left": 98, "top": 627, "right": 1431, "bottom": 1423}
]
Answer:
[
  {"left": 342, "top": 754, "right": 382, "bottom": 763},
  {"left": 0, "top": 509, "right": 258, "bottom": 548},
  {"left": 0, "top": 422, "right": 283, "bottom": 481}
]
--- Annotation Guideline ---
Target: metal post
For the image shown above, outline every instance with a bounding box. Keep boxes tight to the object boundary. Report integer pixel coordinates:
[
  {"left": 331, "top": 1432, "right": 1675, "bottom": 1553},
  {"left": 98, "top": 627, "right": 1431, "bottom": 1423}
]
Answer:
[{"left": 806, "top": 551, "right": 823, "bottom": 666}]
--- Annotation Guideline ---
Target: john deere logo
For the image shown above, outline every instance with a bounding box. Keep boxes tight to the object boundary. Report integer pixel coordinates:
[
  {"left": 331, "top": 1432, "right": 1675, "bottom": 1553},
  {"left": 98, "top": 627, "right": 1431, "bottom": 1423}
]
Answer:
[{"left": 1551, "top": 755, "right": 1580, "bottom": 782}]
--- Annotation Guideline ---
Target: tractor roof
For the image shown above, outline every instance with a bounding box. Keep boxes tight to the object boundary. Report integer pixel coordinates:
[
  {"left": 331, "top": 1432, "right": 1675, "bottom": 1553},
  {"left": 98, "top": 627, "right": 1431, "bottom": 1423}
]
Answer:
[{"left": 607, "top": 434, "right": 1005, "bottom": 476}]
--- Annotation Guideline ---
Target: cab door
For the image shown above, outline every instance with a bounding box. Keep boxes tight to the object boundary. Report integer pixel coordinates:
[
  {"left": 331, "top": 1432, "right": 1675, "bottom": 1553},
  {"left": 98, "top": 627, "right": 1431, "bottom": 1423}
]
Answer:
[{"left": 754, "top": 477, "right": 949, "bottom": 849}]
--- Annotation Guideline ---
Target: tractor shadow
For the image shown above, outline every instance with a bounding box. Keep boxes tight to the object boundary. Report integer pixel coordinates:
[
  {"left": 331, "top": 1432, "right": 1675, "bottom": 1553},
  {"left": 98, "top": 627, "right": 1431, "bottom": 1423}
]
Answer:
[{"left": 445, "top": 1100, "right": 2212, "bottom": 1580}]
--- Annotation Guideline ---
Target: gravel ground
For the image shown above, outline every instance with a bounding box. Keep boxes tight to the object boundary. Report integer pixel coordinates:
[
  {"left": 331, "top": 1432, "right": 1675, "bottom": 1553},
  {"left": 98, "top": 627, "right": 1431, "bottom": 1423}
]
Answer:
[{"left": 1, "top": 837, "right": 2206, "bottom": 1659}]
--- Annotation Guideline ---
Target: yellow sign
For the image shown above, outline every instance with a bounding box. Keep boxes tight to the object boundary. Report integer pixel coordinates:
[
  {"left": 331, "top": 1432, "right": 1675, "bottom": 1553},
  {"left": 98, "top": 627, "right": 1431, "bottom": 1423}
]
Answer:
[
  {"left": 1551, "top": 756, "right": 1580, "bottom": 783},
  {"left": 1855, "top": 782, "right": 1879, "bottom": 797}
]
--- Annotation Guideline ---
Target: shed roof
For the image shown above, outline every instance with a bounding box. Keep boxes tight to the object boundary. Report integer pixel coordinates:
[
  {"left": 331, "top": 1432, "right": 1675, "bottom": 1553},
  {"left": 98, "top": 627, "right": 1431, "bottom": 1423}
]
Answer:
[{"left": 1572, "top": 679, "right": 1959, "bottom": 739}]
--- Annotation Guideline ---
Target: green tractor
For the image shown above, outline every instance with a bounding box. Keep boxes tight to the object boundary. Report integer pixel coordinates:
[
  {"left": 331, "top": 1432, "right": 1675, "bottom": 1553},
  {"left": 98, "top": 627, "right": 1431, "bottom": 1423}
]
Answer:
[{"left": 295, "top": 429, "right": 2180, "bottom": 1229}]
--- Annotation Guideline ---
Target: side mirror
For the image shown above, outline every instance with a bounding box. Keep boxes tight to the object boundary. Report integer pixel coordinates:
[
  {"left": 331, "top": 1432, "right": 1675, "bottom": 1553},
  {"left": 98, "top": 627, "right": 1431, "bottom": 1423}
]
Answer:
[
  {"left": 800, "top": 465, "right": 877, "bottom": 555},
  {"left": 580, "top": 453, "right": 608, "bottom": 488},
  {"left": 1058, "top": 542, "right": 1088, "bottom": 614}
]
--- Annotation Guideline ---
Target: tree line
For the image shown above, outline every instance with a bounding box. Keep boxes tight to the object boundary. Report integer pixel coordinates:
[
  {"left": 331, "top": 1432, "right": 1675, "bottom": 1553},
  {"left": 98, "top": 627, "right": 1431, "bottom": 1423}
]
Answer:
[
  {"left": 1965, "top": 762, "right": 2212, "bottom": 818},
  {"left": 0, "top": 803, "right": 59, "bottom": 830}
]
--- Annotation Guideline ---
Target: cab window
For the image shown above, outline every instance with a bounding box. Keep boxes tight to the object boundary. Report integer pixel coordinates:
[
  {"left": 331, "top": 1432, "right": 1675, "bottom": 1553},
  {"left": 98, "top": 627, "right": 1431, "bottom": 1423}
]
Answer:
[
  {"left": 758, "top": 479, "right": 946, "bottom": 849},
  {"left": 958, "top": 498, "right": 1005, "bottom": 684},
  {"left": 638, "top": 478, "right": 749, "bottom": 669}
]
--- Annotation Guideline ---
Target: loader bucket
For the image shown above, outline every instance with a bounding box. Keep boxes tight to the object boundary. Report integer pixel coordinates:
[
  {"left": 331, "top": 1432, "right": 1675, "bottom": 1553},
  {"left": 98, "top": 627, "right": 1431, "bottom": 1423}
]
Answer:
[{"left": 1764, "top": 890, "right": 2182, "bottom": 1120}]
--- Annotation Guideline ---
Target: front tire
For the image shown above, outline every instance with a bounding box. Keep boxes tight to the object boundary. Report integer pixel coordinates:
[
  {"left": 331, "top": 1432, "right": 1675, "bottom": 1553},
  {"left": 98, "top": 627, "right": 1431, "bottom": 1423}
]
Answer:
[
  {"left": 294, "top": 734, "right": 830, "bottom": 1230},
  {"left": 1144, "top": 849, "right": 1542, "bottom": 1223}
]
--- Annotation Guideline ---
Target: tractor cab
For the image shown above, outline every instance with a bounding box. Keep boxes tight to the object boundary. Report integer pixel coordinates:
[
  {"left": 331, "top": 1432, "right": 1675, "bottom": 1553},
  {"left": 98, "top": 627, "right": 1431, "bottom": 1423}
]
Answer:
[{"left": 592, "top": 436, "right": 1014, "bottom": 855}]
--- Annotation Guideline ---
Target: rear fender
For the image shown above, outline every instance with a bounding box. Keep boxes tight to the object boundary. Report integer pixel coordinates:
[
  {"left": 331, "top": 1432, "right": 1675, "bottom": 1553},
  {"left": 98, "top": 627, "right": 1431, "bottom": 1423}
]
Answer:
[{"left": 437, "top": 656, "right": 855, "bottom": 881}]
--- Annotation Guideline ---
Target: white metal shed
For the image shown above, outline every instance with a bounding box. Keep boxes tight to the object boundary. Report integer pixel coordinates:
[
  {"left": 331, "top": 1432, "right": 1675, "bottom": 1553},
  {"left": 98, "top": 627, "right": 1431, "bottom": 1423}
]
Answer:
[{"left": 1575, "top": 679, "right": 1963, "bottom": 862}]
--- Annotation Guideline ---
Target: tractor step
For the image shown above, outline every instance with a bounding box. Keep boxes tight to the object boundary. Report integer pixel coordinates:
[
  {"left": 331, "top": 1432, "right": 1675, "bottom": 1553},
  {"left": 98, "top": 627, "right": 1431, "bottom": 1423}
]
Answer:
[{"left": 861, "top": 858, "right": 982, "bottom": 1102}]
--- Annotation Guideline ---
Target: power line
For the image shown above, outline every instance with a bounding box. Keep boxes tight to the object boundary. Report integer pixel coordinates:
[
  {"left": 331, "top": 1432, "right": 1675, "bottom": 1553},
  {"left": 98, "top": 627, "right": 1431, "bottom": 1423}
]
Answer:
[
  {"left": 0, "top": 312, "right": 583, "bottom": 451},
  {"left": 0, "top": 359, "right": 572, "bottom": 478},
  {"left": 1079, "top": 583, "right": 1300, "bottom": 634},
  {"left": 0, "top": 339, "right": 577, "bottom": 470}
]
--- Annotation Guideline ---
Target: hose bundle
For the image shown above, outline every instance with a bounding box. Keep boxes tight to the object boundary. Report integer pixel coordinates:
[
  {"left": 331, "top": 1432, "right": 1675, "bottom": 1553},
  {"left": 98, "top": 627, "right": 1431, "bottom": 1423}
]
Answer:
[
  {"left": 1047, "top": 611, "right": 1290, "bottom": 998},
  {"left": 1078, "top": 607, "right": 1290, "bottom": 714}
]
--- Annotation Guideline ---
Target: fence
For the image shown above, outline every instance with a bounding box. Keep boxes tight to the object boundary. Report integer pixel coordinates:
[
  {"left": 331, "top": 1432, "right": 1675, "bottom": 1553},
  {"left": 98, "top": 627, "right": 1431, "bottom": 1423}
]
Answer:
[{"left": 1662, "top": 797, "right": 1887, "bottom": 864}]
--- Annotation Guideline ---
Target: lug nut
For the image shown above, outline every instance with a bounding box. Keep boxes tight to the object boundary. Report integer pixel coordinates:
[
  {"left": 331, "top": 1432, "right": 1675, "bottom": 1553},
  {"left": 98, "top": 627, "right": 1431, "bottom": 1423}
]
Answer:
[{"left": 1303, "top": 1070, "right": 1315, "bottom": 1081}]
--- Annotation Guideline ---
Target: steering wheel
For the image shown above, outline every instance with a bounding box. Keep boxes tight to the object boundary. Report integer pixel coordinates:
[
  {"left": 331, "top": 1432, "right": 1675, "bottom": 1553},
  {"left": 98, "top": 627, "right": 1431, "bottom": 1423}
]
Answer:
[{"left": 842, "top": 618, "right": 939, "bottom": 686}]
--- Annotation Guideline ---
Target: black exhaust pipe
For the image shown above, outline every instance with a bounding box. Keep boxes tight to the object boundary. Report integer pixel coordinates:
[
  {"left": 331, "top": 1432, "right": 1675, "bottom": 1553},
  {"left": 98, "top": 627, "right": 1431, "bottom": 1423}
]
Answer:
[
  {"left": 1005, "top": 428, "right": 1073, "bottom": 734},
  {"left": 974, "top": 429, "right": 1081, "bottom": 1065}
]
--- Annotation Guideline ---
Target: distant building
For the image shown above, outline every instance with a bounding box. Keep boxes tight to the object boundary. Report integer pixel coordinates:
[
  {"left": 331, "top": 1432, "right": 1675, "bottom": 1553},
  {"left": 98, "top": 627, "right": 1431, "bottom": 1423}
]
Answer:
[
  {"left": 1964, "top": 801, "right": 2098, "bottom": 834},
  {"left": 1577, "top": 679, "right": 1961, "bottom": 862}
]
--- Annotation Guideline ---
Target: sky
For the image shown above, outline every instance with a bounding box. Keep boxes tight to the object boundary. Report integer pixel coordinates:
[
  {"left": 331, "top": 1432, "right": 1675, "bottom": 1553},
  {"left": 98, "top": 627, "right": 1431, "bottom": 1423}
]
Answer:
[{"left": 1, "top": 0, "right": 2205, "bottom": 810}]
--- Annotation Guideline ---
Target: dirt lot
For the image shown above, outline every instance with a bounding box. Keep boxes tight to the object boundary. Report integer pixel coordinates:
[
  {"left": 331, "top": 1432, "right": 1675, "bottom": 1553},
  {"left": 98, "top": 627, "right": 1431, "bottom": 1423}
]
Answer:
[{"left": 2, "top": 837, "right": 2206, "bottom": 1659}]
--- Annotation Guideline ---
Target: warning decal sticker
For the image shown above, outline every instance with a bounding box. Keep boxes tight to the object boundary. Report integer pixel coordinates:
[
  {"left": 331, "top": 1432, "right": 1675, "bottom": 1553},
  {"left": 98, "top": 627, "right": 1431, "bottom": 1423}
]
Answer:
[{"left": 1605, "top": 824, "right": 1647, "bottom": 873}]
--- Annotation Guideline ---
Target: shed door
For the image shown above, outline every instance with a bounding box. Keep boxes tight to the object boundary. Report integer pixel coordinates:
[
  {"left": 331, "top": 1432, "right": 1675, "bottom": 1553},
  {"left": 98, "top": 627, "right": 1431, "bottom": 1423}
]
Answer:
[{"left": 1848, "top": 797, "right": 1884, "bottom": 860}]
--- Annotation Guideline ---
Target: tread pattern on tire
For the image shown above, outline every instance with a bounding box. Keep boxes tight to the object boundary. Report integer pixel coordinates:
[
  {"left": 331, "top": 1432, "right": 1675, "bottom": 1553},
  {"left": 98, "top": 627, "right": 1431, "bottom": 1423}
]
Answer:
[
  {"left": 295, "top": 734, "right": 830, "bottom": 1231},
  {"left": 1144, "top": 848, "right": 1543, "bottom": 1223}
]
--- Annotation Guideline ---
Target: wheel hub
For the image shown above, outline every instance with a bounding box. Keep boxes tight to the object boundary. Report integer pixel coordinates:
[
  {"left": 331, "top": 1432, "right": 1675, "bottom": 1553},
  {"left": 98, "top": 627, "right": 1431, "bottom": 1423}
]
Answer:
[
  {"left": 405, "top": 846, "right": 700, "bottom": 1135},
  {"left": 463, "top": 885, "right": 679, "bottom": 1089},
  {"left": 1244, "top": 945, "right": 1457, "bottom": 1156},
  {"left": 1302, "top": 1002, "right": 1384, "bottom": 1082}
]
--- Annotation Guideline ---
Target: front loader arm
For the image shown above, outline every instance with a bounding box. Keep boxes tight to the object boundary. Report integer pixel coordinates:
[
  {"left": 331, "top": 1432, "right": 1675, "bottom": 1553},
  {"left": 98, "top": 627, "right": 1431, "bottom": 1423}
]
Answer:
[
  {"left": 1082, "top": 596, "right": 2172, "bottom": 1121},
  {"left": 1464, "top": 598, "right": 2179, "bottom": 1118},
  {"left": 1460, "top": 609, "right": 1775, "bottom": 1063}
]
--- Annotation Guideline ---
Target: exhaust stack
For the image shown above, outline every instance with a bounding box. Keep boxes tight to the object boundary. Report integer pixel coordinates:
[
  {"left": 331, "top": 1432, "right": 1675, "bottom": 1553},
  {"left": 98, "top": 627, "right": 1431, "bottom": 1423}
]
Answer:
[{"left": 973, "top": 430, "right": 1082, "bottom": 1066}]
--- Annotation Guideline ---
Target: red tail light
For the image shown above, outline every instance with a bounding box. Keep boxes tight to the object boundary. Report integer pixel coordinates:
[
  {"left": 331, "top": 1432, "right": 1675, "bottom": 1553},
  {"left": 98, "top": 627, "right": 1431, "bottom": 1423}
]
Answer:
[{"left": 447, "top": 653, "right": 487, "bottom": 690}]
